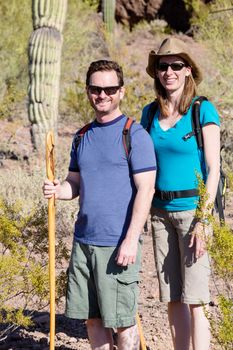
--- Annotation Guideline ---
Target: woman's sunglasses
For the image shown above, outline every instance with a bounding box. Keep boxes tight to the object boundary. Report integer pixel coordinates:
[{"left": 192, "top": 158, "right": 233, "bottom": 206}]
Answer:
[
  {"left": 88, "top": 85, "right": 120, "bottom": 96},
  {"left": 157, "top": 62, "right": 186, "bottom": 72}
]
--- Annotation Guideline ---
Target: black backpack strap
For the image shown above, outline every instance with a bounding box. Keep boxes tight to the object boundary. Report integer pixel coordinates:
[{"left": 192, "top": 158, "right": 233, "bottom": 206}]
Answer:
[
  {"left": 191, "top": 96, "right": 208, "bottom": 149},
  {"left": 215, "top": 184, "right": 225, "bottom": 223},
  {"left": 122, "top": 117, "right": 134, "bottom": 158},
  {"left": 146, "top": 100, "right": 158, "bottom": 133},
  {"left": 74, "top": 122, "right": 92, "bottom": 150},
  {"left": 182, "top": 96, "right": 208, "bottom": 143},
  {"left": 191, "top": 96, "right": 225, "bottom": 223},
  {"left": 215, "top": 151, "right": 226, "bottom": 224}
]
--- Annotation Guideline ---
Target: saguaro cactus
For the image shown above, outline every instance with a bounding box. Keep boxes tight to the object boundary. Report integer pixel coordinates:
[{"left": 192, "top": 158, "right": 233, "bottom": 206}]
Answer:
[
  {"left": 28, "top": 0, "right": 67, "bottom": 150},
  {"left": 102, "top": 0, "right": 116, "bottom": 33}
]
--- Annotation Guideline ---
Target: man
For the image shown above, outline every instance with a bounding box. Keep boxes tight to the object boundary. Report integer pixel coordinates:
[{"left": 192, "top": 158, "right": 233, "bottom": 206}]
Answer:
[{"left": 43, "top": 60, "right": 156, "bottom": 350}]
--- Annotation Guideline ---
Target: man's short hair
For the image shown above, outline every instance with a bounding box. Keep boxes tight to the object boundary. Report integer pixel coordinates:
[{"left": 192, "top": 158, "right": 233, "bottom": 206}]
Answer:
[{"left": 86, "top": 60, "right": 124, "bottom": 87}]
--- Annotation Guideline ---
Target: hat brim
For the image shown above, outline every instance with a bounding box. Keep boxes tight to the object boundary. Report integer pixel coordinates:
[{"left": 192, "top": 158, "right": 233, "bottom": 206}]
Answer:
[{"left": 146, "top": 50, "right": 203, "bottom": 85}]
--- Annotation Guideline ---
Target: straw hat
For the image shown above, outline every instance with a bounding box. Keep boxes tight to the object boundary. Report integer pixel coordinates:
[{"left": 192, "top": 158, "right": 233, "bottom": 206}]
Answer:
[{"left": 146, "top": 37, "right": 203, "bottom": 84}]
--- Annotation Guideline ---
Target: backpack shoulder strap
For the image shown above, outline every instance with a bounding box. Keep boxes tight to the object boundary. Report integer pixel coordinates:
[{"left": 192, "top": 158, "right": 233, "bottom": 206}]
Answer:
[
  {"left": 192, "top": 96, "right": 208, "bottom": 149},
  {"left": 74, "top": 122, "right": 92, "bottom": 150},
  {"left": 192, "top": 96, "right": 225, "bottom": 223},
  {"left": 146, "top": 100, "right": 158, "bottom": 133},
  {"left": 122, "top": 117, "right": 134, "bottom": 158},
  {"left": 215, "top": 180, "right": 225, "bottom": 223}
]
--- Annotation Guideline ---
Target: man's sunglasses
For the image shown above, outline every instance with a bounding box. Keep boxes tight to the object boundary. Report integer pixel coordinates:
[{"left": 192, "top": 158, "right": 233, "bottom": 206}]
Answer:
[
  {"left": 88, "top": 85, "right": 120, "bottom": 96},
  {"left": 157, "top": 62, "right": 186, "bottom": 72}
]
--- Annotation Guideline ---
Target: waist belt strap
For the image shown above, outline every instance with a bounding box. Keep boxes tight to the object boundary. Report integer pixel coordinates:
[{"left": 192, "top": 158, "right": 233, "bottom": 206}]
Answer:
[{"left": 155, "top": 189, "right": 199, "bottom": 201}]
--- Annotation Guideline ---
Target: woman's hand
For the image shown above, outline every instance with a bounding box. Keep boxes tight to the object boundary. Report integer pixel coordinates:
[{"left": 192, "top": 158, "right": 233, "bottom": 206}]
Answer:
[{"left": 189, "top": 221, "right": 211, "bottom": 259}]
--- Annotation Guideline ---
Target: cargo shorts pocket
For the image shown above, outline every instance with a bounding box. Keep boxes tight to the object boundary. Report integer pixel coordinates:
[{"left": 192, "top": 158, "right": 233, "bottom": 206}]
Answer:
[{"left": 116, "top": 275, "right": 139, "bottom": 316}]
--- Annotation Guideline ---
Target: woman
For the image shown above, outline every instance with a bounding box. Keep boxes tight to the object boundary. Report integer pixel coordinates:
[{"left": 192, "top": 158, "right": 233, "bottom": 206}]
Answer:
[{"left": 141, "top": 37, "right": 220, "bottom": 350}]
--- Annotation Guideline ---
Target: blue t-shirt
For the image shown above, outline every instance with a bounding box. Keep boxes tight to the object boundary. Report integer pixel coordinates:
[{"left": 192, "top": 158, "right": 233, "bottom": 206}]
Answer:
[
  {"left": 69, "top": 115, "right": 156, "bottom": 246},
  {"left": 141, "top": 99, "right": 220, "bottom": 211}
]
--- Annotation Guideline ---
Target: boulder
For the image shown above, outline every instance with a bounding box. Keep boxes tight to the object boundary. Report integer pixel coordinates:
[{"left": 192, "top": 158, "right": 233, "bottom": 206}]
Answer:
[{"left": 115, "top": 0, "right": 213, "bottom": 32}]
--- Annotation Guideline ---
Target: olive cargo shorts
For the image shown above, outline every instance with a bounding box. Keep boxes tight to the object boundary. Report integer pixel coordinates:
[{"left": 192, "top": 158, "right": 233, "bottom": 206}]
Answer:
[
  {"left": 65, "top": 239, "right": 142, "bottom": 328},
  {"left": 151, "top": 207, "right": 211, "bottom": 304}
]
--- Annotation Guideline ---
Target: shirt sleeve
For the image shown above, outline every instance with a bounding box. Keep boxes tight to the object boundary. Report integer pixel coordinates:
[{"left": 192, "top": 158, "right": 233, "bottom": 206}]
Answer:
[
  {"left": 129, "top": 123, "right": 157, "bottom": 174},
  {"left": 200, "top": 100, "right": 220, "bottom": 127}
]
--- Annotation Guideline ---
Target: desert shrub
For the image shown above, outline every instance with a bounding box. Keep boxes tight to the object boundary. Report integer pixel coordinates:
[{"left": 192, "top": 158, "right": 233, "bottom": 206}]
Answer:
[
  {"left": 95, "top": 24, "right": 157, "bottom": 121},
  {"left": 208, "top": 219, "right": 233, "bottom": 350},
  {"left": 0, "top": 162, "right": 79, "bottom": 340},
  {"left": 131, "top": 18, "right": 170, "bottom": 36},
  {"left": 196, "top": 174, "right": 233, "bottom": 349},
  {"left": 0, "top": 164, "right": 78, "bottom": 237},
  {"left": 0, "top": 196, "right": 69, "bottom": 340},
  {"left": 62, "top": 80, "right": 94, "bottom": 125},
  {"left": 185, "top": 0, "right": 233, "bottom": 109},
  {"left": 121, "top": 70, "right": 155, "bottom": 121},
  {"left": 0, "top": 0, "right": 32, "bottom": 119},
  {"left": 61, "top": 7, "right": 161, "bottom": 123},
  {"left": 210, "top": 296, "right": 233, "bottom": 350},
  {"left": 60, "top": 1, "right": 108, "bottom": 123},
  {"left": 81, "top": 0, "right": 99, "bottom": 10},
  {"left": 184, "top": 1, "right": 233, "bottom": 173},
  {"left": 61, "top": 0, "right": 100, "bottom": 78},
  {"left": 227, "top": 172, "right": 233, "bottom": 192},
  {"left": 0, "top": 78, "right": 25, "bottom": 120}
]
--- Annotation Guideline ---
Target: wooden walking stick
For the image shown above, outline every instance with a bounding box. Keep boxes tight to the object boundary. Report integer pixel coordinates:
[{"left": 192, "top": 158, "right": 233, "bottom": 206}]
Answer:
[
  {"left": 137, "top": 313, "right": 147, "bottom": 350},
  {"left": 46, "top": 131, "right": 56, "bottom": 350}
]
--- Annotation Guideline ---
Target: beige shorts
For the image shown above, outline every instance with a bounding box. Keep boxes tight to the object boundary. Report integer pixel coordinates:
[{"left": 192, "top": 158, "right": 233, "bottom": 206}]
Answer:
[{"left": 151, "top": 207, "right": 211, "bottom": 304}]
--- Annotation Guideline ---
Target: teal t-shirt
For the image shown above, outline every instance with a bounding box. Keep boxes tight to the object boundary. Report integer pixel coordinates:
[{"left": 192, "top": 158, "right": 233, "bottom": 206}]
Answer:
[{"left": 141, "top": 99, "right": 220, "bottom": 211}]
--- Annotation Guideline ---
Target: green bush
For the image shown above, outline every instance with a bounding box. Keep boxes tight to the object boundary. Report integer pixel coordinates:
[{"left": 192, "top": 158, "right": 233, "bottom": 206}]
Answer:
[
  {"left": 208, "top": 219, "right": 233, "bottom": 350},
  {"left": 62, "top": 79, "right": 94, "bottom": 125},
  {"left": 209, "top": 220, "right": 233, "bottom": 278},
  {"left": 60, "top": 0, "right": 108, "bottom": 123},
  {"left": 0, "top": 78, "right": 25, "bottom": 120},
  {"left": 0, "top": 196, "right": 69, "bottom": 340},
  {"left": 81, "top": 0, "right": 99, "bottom": 10},
  {"left": 211, "top": 296, "right": 233, "bottom": 349},
  {"left": 121, "top": 69, "right": 155, "bottom": 121},
  {"left": 196, "top": 174, "right": 233, "bottom": 349},
  {"left": 185, "top": 0, "right": 233, "bottom": 109},
  {"left": 0, "top": 0, "right": 32, "bottom": 119}
]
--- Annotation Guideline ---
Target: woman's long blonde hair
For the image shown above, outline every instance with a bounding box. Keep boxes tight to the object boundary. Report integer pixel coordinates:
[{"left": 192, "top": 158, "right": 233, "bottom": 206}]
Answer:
[{"left": 154, "top": 69, "right": 197, "bottom": 117}]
